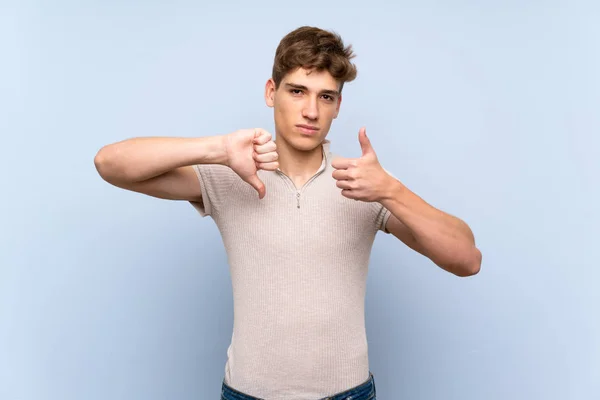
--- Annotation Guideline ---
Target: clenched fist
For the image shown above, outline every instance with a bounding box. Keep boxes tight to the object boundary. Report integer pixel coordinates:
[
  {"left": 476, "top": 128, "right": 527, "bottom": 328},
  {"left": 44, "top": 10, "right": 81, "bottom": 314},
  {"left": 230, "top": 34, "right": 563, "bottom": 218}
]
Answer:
[{"left": 224, "top": 128, "right": 279, "bottom": 199}]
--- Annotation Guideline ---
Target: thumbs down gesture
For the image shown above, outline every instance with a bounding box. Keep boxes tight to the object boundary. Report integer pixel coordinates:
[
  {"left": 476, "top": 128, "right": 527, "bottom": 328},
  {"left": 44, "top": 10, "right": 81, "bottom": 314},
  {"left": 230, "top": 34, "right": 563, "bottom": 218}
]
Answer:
[{"left": 224, "top": 128, "right": 279, "bottom": 199}]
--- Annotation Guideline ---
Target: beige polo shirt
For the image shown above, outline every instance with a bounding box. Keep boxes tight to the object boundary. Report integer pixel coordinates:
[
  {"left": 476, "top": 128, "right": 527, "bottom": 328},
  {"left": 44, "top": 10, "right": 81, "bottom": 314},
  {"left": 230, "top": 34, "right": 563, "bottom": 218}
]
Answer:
[{"left": 191, "top": 139, "right": 391, "bottom": 399}]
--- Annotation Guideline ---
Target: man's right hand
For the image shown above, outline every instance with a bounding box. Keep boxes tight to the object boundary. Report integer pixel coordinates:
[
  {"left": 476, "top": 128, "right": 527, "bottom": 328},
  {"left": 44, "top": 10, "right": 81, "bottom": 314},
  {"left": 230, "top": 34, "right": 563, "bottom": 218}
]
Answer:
[{"left": 224, "top": 128, "right": 279, "bottom": 199}]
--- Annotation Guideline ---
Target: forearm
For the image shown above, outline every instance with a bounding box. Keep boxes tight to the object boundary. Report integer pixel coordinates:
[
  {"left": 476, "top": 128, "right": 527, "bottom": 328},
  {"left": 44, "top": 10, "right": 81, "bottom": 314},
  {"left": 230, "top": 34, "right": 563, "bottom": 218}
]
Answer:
[
  {"left": 94, "top": 135, "right": 228, "bottom": 182},
  {"left": 380, "top": 178, "right": 481, "bottom": 275}
]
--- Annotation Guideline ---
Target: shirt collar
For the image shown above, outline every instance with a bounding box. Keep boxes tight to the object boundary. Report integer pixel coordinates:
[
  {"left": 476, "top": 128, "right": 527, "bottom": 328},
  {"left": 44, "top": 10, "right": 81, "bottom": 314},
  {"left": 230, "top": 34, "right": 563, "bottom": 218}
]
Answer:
[
  {"left": 274, "top": 139, "right": 331, "bottom": 172},
  {"left": 320, "top": 139, "right": 331, "bottom": 170}
]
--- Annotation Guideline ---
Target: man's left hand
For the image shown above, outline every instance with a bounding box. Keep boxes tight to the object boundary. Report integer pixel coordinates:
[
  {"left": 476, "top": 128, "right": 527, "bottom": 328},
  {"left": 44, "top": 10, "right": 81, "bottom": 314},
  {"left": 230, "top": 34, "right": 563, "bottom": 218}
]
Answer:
[{"left": 331, "top": 127, "right": 393, "bottom": 202}]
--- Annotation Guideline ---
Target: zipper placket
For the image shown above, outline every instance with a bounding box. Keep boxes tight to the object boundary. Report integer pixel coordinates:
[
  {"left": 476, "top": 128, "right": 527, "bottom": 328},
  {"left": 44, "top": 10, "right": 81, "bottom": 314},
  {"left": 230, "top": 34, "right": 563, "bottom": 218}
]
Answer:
[{"left": 277, "top": 166, "right": 326, "bottom": 209}]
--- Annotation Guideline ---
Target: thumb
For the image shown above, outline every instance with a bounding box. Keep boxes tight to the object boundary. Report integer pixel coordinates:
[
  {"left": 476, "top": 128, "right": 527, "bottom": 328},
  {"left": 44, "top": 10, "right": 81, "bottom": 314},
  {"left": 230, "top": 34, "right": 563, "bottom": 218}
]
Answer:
[
  {"left": 358, "top": 126, "right": 373, "bottom": 156},
  {"left": 245, "top": 174, "right": 266, "bottom": 199}
]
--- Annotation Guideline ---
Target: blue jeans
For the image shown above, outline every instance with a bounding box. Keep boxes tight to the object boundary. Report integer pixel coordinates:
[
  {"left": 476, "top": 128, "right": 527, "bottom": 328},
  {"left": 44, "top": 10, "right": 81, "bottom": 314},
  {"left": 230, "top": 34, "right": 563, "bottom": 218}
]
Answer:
[{"left": 221, "top": 371, "right": 377, "bottom": 400}]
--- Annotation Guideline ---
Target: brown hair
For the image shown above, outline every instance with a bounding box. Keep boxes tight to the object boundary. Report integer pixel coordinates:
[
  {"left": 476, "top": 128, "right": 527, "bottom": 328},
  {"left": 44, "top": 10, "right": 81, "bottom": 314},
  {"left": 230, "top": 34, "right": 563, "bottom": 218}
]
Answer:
[{"left": 272, "top": 26, "right": 357, "bottom": 93}]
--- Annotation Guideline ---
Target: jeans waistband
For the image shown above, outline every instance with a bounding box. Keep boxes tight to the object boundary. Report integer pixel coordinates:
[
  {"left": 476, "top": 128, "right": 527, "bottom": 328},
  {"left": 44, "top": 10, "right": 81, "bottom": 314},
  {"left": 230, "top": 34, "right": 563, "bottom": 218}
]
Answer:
[{"left": 221, "top": 371, "right": 376, "bottom": 400}]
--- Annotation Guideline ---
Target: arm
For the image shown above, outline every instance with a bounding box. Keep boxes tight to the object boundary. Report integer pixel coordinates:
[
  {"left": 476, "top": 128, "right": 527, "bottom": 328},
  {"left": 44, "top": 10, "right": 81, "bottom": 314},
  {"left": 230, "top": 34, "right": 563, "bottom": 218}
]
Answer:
[
  {"left": 94, "top": 136, "right": 228, "bottom": 202},
  {"left": 380, "top": 179, "right": 482, "bottom": 277},
  {"left": 331, "top": 127, "right": 482, "bottom": 277},
  {"left": 94, "top": 129, "right": 279, "bottom": 202}
]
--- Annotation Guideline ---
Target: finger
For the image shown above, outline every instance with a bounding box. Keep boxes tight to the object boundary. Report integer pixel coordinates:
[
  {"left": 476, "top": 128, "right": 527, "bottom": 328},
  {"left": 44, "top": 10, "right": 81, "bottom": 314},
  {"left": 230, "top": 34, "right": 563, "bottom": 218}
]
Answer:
[
  {"left": 336, "top": 180, "right": 353, "bottom": 190},
  {"left": 253, "top": 129, "right": 272, "bottom": 145},
  {"left": 358, "top": 127, "right": 374, "bottom": 156},
  {"left": 254, "top": 151, "right": 278, "bottom": 163},
  {"left": 257, "top": 161, "right": 279, "bottom": 171},
  {"left": 332, "top": 169, "right": 352, "bottom": 181},
  {"left": 341, "top": 189, "right": 358, "bottom": 199},
  {"left": 245, "top": 174, "right": 266, "bottom": 199},
  {"left": 254, "top": 140, "right": 277, "bottom": 154},
  {"left": 331, "top": 157, "right": 357, "bottom": 170}
]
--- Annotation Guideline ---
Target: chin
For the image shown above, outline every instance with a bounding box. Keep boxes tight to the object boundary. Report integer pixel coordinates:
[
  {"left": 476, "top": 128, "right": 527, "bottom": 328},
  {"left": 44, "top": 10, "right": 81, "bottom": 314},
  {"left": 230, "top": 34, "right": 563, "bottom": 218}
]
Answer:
[{"left": 288, "top": 134, "right": 323, "bottom": 151}]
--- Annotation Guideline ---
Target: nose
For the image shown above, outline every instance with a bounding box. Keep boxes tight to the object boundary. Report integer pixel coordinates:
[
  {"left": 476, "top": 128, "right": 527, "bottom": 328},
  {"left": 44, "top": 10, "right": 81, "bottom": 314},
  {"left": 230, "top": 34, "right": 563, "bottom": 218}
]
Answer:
[{"left": 302, "top": 96, "right": 318, "bottom": 120}]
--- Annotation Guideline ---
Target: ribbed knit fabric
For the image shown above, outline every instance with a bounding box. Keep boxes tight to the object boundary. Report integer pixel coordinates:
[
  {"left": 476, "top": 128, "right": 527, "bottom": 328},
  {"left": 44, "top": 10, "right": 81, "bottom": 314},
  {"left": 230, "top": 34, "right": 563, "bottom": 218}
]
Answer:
[{"left": 190, "top": 140, "right": 391, "bottom": 399}]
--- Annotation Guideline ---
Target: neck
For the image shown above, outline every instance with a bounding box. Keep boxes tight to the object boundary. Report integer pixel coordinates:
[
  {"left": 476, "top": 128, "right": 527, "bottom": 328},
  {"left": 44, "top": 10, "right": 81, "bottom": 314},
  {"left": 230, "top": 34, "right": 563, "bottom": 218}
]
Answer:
[{"left": 275, "top": 136, "right": 324, "bottom": 182}]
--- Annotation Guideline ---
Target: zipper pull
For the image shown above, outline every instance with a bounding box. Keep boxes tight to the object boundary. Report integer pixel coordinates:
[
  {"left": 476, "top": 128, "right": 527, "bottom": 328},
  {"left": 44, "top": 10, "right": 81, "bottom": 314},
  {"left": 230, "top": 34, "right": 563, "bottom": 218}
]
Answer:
[{"left": 296, "top": 192, "right": 300, "bottom": 208}]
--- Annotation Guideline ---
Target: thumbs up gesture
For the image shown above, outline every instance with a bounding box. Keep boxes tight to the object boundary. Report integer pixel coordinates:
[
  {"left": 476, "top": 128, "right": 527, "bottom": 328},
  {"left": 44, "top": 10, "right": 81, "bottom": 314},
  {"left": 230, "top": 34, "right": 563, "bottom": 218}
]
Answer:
[
  {"left": 224, "top": 128, "right": 279, "bottom": 199},
  {"left": 331, "top": 127, "right": 392, "bottom": 202}
]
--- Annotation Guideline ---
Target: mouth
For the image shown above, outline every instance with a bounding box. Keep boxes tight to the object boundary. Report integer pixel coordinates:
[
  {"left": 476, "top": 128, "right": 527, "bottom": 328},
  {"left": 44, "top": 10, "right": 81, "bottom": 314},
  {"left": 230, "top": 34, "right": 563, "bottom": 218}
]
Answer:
[{"left": 296, "top": 124, "right": 320, "bottom": 135}]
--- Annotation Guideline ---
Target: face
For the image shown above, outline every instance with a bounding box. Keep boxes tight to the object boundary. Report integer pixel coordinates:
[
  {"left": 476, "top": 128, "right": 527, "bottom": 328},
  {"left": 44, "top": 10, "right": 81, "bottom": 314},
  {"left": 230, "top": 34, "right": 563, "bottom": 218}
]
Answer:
[{"left": 265, "top": 67, "right": 342, "bottom": 151}]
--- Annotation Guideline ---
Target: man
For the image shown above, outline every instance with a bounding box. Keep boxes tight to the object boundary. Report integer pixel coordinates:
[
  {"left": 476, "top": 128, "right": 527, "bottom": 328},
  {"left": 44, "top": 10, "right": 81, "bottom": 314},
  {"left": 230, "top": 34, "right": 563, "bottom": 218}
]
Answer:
[{"left": 94, "top": 26, "right": 481, "bottom": 400}]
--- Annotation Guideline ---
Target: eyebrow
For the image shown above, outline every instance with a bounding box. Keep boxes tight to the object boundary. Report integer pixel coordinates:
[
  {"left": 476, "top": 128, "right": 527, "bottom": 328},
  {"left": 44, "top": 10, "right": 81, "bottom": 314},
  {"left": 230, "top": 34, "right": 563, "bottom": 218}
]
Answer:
[{"left": 284, "top": 83, "right": 340, "bottom": 97}]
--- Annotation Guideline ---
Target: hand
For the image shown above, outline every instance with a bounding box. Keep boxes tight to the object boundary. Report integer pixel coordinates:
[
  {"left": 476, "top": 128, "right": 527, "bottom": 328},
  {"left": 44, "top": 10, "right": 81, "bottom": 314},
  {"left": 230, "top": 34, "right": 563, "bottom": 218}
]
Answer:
[
  {"left": 331, "top": 127, "right": 391, "bottom": 202},
  {"left": 224, "top": 128, "right": 279, "bottom": 199}
]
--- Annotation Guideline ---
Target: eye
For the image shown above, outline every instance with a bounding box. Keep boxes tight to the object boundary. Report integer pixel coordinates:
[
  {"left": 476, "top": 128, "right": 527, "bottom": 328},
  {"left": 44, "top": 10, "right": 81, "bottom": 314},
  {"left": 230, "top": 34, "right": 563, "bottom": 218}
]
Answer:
[
  {"left": 322, "top": 95, "right": 332, "bottom": 101},
  {"left": 290, "top": 89, "right": 303, "bottom": 95}
]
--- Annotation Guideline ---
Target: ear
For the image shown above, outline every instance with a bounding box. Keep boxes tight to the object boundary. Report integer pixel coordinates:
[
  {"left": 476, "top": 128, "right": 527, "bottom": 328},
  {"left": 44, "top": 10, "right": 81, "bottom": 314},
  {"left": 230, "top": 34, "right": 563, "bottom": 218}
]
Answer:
[
  {"left": 265, "top": 78, "right": 276, "bottom": 108},
  {"left": 333, "top": 94, "right": 342, "bottom": 119}
]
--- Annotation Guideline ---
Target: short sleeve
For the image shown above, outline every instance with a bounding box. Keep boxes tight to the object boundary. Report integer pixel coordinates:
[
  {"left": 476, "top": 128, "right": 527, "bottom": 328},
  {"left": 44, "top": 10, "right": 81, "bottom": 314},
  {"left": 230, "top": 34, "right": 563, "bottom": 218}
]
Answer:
[
  {"left": 376, "top": 166, "right": 398, "bottom": 233},
  {"left": 189, "top": 163, "right": 237, "bottom": 217},
  {"left": 376, "top": 204, "right": 392, "bottom": 233}
]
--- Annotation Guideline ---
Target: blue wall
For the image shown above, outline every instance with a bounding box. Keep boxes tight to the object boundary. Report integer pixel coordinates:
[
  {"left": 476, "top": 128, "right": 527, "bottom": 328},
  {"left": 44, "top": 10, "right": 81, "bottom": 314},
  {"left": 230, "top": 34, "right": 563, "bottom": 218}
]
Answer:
[{"left": 1, "top": 1, "right": 598, "bottom": 399}]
